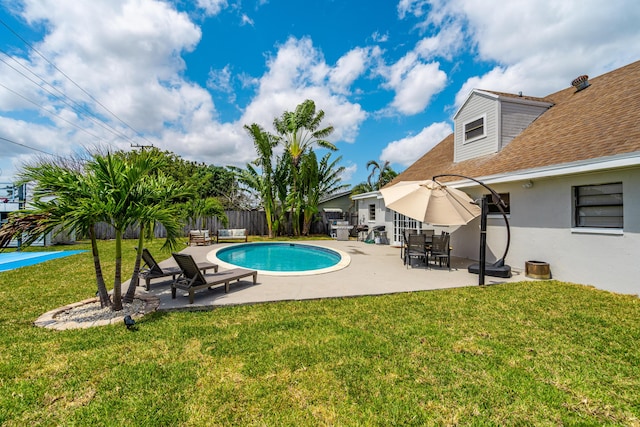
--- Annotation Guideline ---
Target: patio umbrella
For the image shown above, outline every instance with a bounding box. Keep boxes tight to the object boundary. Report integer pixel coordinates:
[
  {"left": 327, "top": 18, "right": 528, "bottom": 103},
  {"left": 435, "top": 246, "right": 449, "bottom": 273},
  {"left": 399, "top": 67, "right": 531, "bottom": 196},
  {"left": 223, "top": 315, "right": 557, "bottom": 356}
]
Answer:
[{"left": 380, "top": 180, "right": 481, "bottom": 225}]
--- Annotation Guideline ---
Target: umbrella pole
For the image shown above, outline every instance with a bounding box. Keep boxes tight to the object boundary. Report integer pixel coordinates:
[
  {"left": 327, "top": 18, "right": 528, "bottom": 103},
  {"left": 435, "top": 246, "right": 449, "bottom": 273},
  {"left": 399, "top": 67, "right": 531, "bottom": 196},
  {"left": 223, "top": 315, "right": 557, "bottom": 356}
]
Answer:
[
  {"left": 478, "top": 196, "right": 488, "bottom": 286},
  {"left": 432, "top": 174, "right": 512, "bottom": 281}
]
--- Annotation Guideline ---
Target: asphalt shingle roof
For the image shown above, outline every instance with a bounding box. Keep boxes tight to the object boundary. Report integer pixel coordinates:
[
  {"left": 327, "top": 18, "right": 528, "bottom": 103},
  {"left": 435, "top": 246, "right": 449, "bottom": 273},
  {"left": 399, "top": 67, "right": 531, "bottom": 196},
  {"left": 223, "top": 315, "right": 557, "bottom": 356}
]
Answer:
[{"left": 390, "top": 60, "right": 640, "bottom": 184}]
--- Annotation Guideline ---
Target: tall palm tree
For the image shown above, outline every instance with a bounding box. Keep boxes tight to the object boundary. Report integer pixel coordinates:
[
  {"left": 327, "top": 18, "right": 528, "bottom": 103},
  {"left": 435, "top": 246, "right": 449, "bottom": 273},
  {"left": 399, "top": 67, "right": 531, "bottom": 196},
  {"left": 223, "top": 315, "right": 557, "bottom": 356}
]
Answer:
[
  {"left": 273, "top": 152, "right": 292, "bottom": 236},
  {"left": 242, "top": 123, "right": 279, "bottom": 237},
  {"left": 273, "top": 100, "right": 336, "bottom": 235},
  {"left": 273, "top": 99, "right": 336, "bottom": 167}
]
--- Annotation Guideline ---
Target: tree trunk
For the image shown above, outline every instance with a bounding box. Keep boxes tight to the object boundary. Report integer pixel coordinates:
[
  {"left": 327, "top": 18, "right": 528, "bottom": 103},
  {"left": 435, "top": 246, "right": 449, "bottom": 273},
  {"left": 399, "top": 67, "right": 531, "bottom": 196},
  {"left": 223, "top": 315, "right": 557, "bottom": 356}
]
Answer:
[
  {"left": 123, "top": 226, "right": 144, "bottom": 303},
  {"left": 302, "top": 213, "right": 313, "bottom": 236},
  {"left": 90, "top": 226, "right": 112, "bottom": 308},
  {"left": 112, "top": 228, "right": 123, "bottom": 311}
]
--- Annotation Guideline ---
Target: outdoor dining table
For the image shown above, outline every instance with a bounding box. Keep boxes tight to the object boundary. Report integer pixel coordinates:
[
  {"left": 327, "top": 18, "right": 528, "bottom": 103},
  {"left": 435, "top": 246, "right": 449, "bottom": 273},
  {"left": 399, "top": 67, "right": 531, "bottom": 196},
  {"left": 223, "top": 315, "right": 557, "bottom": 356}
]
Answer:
[{"left": 402, "top": 233, "right": 451, "bottom": 268}]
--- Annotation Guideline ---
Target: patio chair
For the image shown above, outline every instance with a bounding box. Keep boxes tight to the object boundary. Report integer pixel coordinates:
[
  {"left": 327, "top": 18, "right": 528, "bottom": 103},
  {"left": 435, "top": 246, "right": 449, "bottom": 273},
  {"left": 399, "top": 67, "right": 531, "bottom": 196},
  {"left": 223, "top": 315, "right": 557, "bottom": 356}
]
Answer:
[
  {"left": 430, "top": 234, "right": 451, "bottom": 270},
  {"left": 404, "top": 233, "right": 428, "bottom": 268},
  {"left": 139, "top": 248, "right": 218, "bottom": 291},
  {"left": 420, "top": 229, "right": 435, "bottom": 245},
  {"left": 400, "top": 229, "right": 412, "bottom": 260},
  {"left": 171, "top": 253, "right": 258, "bottom": 304}
]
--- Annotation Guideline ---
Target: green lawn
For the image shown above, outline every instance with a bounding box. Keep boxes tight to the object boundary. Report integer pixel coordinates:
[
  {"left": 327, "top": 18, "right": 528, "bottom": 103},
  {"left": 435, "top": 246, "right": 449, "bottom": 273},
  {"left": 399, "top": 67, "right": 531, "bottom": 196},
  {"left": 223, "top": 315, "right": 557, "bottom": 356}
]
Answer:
[{"left": 1, "top": 239, "right": 639, "bottom": 426}]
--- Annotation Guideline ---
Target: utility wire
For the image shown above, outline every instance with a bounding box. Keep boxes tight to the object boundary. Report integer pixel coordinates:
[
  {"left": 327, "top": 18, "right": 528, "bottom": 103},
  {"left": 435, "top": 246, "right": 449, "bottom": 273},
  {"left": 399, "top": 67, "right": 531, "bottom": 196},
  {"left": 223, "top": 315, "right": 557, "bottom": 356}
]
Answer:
[
  {"left": 0, "top": 82, "right": 104, "bottom": 141},
  {"left": 0, "top": 17, "right": 156, "bottom": 147},
  {"left": 0, "top": 135, "right": 54, "bottom": 155},
  {"left": 0, "top": 50, "right": 133, "bottom": 143}
]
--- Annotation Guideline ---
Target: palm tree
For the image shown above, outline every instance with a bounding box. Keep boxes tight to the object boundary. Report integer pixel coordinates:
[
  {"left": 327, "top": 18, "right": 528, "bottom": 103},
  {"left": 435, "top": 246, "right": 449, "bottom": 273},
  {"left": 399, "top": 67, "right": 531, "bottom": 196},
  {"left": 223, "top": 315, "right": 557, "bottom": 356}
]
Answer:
[
  {"left": 318, "top": 153, "right": 349, "bottom": 197},
  {"left": 299, "top": 152, "right": 349, "bottom": 235},
  {"left": 241, "top": 123, "right": 279, "bottom": 237},
  {"left": 272, "top": 152, "right": 292, "bottom": 236},
  {"left": 17, "top": 160, "right": 113, "bottom": 307},
  {"left": 273, "top": 100, "right": 336, "bottom": 235},
  {"left": 350, "top": 181, "right": 374, "bottom": 196},
  {"left": 299, "top": 151, "right": 319, "bottom": 236},
  {"left": 89, "top": 152, "right": 171, "bottom": 311},
  {"left": 123, "top": 173, "right": 189, "bottom": 304},
  {"left": 366, "top": 160, "right": 397, "bottom": 190},
  {"left": 182, "top": 197, "right": 228, "bottom": 231},
  {"left": 273, "top": 99, "right": 336, "bottom": 167}
]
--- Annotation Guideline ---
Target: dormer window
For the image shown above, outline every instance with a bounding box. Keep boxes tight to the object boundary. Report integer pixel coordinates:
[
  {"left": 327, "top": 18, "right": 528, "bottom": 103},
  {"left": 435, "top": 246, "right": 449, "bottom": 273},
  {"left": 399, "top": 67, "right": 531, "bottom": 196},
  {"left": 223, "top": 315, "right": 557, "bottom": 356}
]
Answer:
[{"left": 464, "top": 114, "right": 486, "bottom": 142}]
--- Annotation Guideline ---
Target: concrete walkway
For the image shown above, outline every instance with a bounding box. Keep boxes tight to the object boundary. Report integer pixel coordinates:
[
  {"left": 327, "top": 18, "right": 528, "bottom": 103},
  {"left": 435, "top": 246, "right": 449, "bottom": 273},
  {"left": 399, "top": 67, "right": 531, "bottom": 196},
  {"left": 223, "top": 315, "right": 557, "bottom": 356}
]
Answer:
[{"left": 144, "top": 240, "right": 529, "bottom": 311}]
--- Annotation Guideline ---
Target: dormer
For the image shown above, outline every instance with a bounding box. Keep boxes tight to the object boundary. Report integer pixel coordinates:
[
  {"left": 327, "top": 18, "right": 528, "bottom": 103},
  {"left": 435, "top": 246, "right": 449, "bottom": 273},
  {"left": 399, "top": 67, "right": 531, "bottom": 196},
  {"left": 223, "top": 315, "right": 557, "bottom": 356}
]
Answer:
[{"left": 453, "top": 89, "right": 553, "bottom": 163}]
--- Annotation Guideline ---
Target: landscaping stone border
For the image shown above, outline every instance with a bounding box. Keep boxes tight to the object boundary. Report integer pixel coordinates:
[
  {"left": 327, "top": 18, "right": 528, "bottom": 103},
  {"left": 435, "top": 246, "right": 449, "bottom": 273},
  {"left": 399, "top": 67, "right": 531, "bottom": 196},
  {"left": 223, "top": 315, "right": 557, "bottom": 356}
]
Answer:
[{"left": 34, "top": 294, "right": 160, "bottom": 330}]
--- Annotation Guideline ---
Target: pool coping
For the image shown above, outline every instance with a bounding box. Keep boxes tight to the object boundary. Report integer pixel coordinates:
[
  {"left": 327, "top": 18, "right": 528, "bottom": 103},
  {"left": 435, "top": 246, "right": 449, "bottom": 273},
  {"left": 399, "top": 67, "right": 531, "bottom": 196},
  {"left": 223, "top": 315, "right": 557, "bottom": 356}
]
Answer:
[{"left": 208, "top": 241, "right": 351, "bottom": 276}]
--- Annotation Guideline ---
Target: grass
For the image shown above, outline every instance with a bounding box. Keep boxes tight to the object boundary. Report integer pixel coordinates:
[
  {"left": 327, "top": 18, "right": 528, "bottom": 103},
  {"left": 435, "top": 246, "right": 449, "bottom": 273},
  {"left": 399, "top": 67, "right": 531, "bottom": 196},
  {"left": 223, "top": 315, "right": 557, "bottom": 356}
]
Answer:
[{"left": 1, "top": 239, "right": 639, "bottom": 426}]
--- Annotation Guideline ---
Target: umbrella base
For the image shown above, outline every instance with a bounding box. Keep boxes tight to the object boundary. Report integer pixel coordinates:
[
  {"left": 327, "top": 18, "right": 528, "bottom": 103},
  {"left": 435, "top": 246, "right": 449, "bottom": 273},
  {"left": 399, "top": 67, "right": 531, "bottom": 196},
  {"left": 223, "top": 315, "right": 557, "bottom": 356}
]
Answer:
[{"left": 467, "top": 262, "right": 512, "bottom": 278}]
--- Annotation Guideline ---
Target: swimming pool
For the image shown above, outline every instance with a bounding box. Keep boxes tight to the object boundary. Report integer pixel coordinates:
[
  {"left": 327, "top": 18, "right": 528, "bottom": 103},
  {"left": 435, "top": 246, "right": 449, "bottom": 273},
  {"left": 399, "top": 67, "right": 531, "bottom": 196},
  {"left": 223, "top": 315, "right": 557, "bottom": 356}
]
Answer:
[
  {"left": 210, "top": 242, "right": 350, "bottom": 276},
  {"left": 0, "top": 250, "right": 87, "bottom": 272}
]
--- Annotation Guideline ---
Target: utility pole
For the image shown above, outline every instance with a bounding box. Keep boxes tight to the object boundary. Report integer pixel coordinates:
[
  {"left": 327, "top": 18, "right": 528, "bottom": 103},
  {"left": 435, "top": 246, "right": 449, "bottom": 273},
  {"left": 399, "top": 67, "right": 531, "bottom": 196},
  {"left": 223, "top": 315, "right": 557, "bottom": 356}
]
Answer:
[{"left": 130, "top": 143, "right": 153, "bottom": 150}]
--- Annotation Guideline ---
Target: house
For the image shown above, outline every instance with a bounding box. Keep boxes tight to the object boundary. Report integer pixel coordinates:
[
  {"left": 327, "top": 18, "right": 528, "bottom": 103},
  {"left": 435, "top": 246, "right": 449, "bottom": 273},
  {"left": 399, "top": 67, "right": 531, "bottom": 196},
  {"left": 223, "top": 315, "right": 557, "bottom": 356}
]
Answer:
[
  {"left": 379, "top": 60, "right": 640, "bottom": 296},
  {"left": 0, "top": 182, "right": 75, "bottom": 247}
]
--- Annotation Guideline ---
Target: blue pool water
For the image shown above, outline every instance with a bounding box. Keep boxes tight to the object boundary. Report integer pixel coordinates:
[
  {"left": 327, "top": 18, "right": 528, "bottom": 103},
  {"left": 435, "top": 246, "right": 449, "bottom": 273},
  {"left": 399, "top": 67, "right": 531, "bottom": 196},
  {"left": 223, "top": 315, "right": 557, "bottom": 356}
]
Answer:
[
  {"left": 215, "top": 242, "right": 342, "bottom": 273},
  {"left": 0, "top": 250, "right": 87, "bottom": 272}
]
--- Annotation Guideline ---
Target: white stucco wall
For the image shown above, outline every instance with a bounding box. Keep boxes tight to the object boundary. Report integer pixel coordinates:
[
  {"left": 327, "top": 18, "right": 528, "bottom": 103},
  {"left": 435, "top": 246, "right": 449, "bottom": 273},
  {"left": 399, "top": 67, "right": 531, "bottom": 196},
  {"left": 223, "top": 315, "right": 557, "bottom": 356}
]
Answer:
[
  {"left": 451, "top": 168, "right": 640, "bottom": 296},
  {"left": 354, "top": 193, "right": 387, "bottom": 229}
]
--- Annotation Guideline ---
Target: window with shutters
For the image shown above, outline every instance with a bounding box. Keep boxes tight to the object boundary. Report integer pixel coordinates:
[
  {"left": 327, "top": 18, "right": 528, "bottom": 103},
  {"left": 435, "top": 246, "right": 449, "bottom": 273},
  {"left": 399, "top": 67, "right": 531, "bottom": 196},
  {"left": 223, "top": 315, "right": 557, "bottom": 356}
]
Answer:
[
  {"left": 573, "top": 183, "right": 623, "bottom": 229},
  {"left": 463, "top": 115, "right": 486, "bottom": 142}
]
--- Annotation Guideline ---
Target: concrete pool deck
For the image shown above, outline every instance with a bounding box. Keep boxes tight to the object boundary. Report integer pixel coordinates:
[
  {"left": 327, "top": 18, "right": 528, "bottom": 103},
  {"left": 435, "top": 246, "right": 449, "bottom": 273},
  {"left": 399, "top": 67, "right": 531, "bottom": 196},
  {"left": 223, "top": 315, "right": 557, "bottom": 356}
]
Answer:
[{"left": 144, "top": 239, "right": 531, "bottom": 311}]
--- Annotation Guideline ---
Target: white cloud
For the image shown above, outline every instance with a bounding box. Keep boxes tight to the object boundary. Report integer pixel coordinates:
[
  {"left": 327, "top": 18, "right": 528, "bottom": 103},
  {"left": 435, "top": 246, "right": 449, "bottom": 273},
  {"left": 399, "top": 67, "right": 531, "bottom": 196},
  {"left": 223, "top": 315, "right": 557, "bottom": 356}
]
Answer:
[
  {"left": 372, "top": 31, "right": 389, "bottom": 43},
  {"left": 377, "top": 52, "right": 448, "bottom": 115},
  {"left": 380, "top": 122, "right": 452, "bottom": 166},
  {"left": 329, "top": 47, "right": 371, "bottom": 94},
  {"left": 197, "top": 0, "right": 228, "bottom": 16},
  {"left": 409, "top": 0, "right": 640, "bottom": 108},
  {"left": 414, "top": 23, "right": 465, "bottom": 61},
  {"left": 207, "top": 65, "right": 236, "bottom": 103},
  {"left": 240, "top": 37, "right": 367, "bottom": 143},
  {"left": 397, "top": 0, "right": 430, "bottom": 19},
  {"left": 240, "top": 14, "right": 254, "bottom": 26},
  {"left": 340, "top": 163, "right": 358, "bottom": 183}
]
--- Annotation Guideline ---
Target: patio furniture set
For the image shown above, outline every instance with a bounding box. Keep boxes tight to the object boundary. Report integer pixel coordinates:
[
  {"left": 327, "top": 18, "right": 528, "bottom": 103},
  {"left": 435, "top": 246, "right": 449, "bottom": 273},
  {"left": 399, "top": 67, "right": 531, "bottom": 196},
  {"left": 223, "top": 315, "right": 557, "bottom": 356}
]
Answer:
[
  {"left": 402, "top": 230, "right": 451, "bottom": 270},
  {"left": 188, "top": 228, "right": 248, "bottom": 246}
]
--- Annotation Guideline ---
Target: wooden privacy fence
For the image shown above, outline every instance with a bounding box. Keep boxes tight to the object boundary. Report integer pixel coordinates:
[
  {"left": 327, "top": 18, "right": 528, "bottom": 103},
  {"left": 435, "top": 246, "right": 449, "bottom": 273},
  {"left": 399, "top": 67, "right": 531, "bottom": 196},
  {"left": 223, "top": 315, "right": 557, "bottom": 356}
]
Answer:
[
  {"left": 92, "top": 210, "right": 268, "bottom": 240},
  {"left": 91, "top": 210, "right": 359, "bottom": 240}
]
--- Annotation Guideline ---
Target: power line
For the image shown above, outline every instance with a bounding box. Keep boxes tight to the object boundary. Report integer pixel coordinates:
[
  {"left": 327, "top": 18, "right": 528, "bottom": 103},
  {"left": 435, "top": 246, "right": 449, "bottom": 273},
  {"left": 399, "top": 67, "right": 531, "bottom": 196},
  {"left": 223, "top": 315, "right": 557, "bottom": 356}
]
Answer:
[
  {"left": 0, "top": 135, "right": 54, "bottom": 155},
  {"left": 0, "top": 81, "right": 103, "bottom": 141},
  {"left": 0, "top": 50, "right": 134, "bottom": 143},
  {"left": 0, "top": 17, "right": 157, "bottom": 147},
  {"left": 130, "top": 143, "right": 154, "bottom": 150}
]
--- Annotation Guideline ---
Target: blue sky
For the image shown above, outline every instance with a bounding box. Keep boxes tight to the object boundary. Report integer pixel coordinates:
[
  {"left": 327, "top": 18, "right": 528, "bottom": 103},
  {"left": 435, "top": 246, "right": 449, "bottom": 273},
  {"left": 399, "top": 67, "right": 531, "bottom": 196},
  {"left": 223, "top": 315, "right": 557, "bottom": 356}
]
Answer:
[{"left": 1, "top": 0, "right": 639, "bottom": 187}]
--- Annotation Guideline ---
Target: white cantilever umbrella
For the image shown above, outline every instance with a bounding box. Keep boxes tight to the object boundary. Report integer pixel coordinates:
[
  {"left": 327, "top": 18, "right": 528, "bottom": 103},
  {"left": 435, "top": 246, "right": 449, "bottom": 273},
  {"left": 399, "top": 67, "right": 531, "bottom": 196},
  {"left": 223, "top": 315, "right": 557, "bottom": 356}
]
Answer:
[{"left": 380, "top": 180, "right": 481, "bottom": 225}]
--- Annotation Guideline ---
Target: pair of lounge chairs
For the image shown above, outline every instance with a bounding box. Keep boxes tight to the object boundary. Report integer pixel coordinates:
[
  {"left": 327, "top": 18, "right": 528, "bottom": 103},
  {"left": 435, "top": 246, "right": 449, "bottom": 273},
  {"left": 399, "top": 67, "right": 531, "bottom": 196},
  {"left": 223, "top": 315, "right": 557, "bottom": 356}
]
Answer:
[
  {"left": 139, "top": 248, "right": 218, "bottom": 291},
  {"left": 139, "top": 249, "right": 258, "bottom": 303}
]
